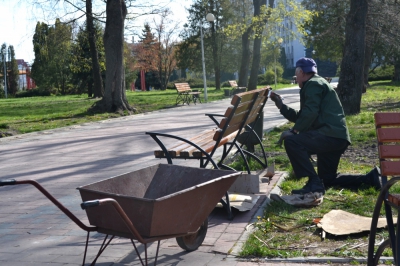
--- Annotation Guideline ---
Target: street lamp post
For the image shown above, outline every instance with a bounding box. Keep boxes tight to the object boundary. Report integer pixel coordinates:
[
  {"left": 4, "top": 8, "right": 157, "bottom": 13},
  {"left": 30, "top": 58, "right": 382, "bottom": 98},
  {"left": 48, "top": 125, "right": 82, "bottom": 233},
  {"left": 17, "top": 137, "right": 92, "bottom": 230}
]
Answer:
[
  {"left": 200, "top": 13, "right": 215, "bottom": 102},
  {"left": 274, "top": 38, "right": 283, "bottom": 90}
]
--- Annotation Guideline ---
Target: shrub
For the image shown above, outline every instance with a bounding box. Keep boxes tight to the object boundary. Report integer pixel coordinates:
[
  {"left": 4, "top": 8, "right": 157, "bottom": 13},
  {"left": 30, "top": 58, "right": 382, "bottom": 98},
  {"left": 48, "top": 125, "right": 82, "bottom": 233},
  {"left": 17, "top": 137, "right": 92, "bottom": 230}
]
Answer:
[
  {"left": 368, "top": 65, "right": 394, "bottom": 81},
  {"left": 16, "top": 88, "right": 51, "bottom": 98}
]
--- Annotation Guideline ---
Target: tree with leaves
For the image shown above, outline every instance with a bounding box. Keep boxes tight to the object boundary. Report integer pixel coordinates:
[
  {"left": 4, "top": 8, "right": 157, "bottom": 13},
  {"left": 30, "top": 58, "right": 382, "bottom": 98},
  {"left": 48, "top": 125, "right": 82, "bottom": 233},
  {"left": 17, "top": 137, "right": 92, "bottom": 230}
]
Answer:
[
  {"left": 7, "top": 46, "right": 19, "bottom": 96},
  {"left": 180, "top": 0, "right": 239, "bottom": 90},
  {"left": 224, "top": 0, "right": 312, "bottom": 90},
  {"left": 70, "top": 21, "right": 106, "bottom": 96},
  {"left": 31, "top": 19, "right": 73, "bottom": 94},
  {"left": 134, "top": 24, "right": 159, "bottom": 74},
  {"left": 31, "top": 22, "right": 51, "bottom": 90},
  {"left": 153, "top": 10, "right": 179, "bottom": 90}
]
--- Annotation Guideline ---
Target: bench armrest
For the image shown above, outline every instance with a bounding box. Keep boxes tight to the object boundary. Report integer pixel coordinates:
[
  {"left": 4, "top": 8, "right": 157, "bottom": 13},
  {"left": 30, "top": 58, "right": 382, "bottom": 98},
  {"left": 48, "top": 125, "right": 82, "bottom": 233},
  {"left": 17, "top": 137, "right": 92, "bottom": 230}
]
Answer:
[
  {"left": 145, "top": 131, "right": 218, "bottom": 168},
  {"left": 205, "top": 113, "right": 224, "bottom": 126}
]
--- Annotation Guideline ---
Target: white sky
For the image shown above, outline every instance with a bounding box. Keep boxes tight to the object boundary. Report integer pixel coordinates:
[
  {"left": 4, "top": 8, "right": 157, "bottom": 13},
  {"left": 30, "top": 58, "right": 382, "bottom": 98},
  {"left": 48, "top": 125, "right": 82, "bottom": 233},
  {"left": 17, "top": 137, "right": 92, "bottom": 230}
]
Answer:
[{"left": 0, "top": 0, "right": 191, "bottom": 64}]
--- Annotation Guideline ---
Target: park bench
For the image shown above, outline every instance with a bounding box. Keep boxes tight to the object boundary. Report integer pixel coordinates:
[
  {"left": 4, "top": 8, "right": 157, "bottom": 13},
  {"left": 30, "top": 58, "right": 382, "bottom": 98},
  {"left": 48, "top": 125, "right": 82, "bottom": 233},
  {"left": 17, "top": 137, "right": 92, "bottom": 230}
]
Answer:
[
  {"left": 146, "top": 87, "right": 270, "bottom": 219},
  {"left": 174, "top": 82, "right": 201, "bottom": 105},
  {"left": 368, "top": 112, "right": 400, "bottom": 265}
]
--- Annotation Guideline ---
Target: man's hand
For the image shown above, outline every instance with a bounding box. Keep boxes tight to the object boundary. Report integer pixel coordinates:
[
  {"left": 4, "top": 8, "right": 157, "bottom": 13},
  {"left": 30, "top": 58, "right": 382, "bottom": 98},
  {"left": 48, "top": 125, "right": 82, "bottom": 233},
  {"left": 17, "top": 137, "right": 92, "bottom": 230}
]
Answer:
[
  {"left": 276, "top": 130, "right": 295, "bottom": 147},
  {"left": 269, "top": 92, "right": 283, "bottom": 109}
]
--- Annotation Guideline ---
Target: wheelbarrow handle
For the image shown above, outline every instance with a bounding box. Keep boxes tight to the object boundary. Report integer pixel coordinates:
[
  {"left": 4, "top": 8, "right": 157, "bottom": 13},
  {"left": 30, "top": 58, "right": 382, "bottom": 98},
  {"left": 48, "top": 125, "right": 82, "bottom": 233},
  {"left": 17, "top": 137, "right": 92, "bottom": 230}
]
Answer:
[
  {"left": 0, "top": 179, "right": 17, "bottom": 186},
  {"left": 81, "top": 200, "right": 100, "bottom": 210}
]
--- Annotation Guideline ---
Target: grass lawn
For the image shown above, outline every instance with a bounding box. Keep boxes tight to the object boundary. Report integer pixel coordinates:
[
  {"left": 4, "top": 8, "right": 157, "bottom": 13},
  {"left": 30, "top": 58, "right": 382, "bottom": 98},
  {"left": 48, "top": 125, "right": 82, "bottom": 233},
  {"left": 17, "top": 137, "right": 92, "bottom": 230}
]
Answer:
[
  {"left": 0, "top": 84, "right": 294, "bottom": 135},
  {"left": 0, "top": 87, "right": 225, "bottom": 134},
  {"left": 237, "top": 81, "right": 400, "bottom": 263}
]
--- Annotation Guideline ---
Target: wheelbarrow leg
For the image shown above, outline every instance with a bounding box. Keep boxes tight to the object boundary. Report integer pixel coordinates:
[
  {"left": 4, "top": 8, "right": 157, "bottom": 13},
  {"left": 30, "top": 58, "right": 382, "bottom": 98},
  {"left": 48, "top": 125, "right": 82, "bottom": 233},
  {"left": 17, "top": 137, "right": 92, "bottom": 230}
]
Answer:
[
  {"left": 82, "top": 231, "right": 91, "bottom": 266},
  {"left": 154, "top": 241, "right": 161, "bottom": 266},
  {"left": 130, "top": 240, "right": 161, "bottom": 266},
  {"left": 90, "top": 234, "right": 114, "bottom": 266},
  {"left": 219, "top": 192, "right": 233, "bottom": 220}
]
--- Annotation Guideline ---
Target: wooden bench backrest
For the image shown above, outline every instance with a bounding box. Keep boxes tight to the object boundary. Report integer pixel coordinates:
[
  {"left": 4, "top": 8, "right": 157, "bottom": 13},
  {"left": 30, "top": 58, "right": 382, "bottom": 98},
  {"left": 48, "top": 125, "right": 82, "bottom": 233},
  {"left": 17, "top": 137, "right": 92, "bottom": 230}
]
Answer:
[
  {"left": 175, "top": 83, "right": 191, "bottom": 93},
  {"left": 213, "top": 87, "right": 270, "bottom": 141},
  {"left": 374, "top": 112, "right": 400, "bottom": 177}
]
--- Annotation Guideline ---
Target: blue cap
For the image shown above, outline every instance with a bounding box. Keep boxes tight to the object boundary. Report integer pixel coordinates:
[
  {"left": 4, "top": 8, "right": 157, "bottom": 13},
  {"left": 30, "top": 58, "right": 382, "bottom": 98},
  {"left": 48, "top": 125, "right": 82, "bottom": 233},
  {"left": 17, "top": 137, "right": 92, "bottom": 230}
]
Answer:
[{"left": 296, "top": 57, "right": 317, "bottom": 73}]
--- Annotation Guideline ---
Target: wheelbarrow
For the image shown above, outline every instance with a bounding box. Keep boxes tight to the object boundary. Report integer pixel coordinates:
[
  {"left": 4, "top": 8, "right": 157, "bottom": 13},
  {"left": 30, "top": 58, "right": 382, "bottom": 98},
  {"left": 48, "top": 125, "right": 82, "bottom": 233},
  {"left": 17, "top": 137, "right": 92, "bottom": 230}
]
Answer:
[{"left": 0, "top": 164, "right": 241, "bottom": 266}]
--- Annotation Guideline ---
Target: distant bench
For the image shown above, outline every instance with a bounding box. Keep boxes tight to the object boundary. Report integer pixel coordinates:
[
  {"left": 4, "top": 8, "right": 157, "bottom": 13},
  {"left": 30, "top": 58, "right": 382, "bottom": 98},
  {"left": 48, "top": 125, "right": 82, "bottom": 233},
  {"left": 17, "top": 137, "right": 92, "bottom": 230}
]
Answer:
[{"left": 174, "top": 83, "right": 201, "bottom": 105}]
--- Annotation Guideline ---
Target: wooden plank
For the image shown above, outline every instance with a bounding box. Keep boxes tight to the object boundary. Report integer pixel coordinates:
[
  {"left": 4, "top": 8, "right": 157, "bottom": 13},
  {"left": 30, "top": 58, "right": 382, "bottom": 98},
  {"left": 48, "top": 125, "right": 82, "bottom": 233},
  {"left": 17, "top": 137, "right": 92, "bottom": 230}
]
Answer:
[
  {"left": 388, "top": 194, "right": 400, "bottom": 207},
  {"left": 153, "top": 129, "right": 216, "bottom": 158},
  {"left": 381, "top": 161, "right": 400, "bottom": 176},
  {"left": 379, "top": 145, "right": 400, "bottom": 159},
  {"left": 193, "top": 130, "right": 238, "bottom": 157},
  {"left": 375, "top": 112, "right": 400, "bottom": 126},
  {"left": 179, "top": 132, "right": 218, "bottom": 157},
  {"left": 376, "top": 128, "right": 400, "bottom": 142}
]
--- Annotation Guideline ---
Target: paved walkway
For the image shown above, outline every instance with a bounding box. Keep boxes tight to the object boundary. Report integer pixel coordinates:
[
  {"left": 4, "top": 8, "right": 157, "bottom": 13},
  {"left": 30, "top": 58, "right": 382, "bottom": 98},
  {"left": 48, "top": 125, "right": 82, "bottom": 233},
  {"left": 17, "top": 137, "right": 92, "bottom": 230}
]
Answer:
[{"left": 0, "top": 85, "right": 369, "bottom": 266}]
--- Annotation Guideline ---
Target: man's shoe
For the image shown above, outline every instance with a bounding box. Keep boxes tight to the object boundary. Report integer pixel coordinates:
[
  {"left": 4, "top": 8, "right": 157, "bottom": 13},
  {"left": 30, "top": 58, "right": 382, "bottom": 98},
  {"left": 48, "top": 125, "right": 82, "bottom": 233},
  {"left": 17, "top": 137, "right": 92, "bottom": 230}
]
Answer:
[
  {"left": 368, "top": 166, "right": 382, "bottom": 189},
  {"left": 292, "top": 177, "right": 326, "bottom": 195}
]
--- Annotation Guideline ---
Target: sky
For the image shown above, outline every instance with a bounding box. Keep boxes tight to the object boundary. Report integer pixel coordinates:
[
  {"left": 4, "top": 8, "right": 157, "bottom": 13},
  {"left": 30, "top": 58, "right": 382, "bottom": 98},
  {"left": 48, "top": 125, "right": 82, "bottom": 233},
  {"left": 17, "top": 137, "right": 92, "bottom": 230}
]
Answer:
[{"left": 0, "top": 0, "right": 191, "bottom": 64}]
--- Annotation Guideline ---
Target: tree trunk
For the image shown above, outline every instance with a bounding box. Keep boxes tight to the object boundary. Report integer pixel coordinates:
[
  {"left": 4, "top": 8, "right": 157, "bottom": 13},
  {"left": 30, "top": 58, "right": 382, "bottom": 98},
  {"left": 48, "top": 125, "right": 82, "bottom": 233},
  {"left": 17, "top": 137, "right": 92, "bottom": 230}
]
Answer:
[
  {"left": 394, "top": 57, "right": 400, "bottom": 81},
  {"left": 363, "top": 10, "right": 374, "bottom": 93},
  {"left": 238, "top": 28, "right": 252, "bottom": 88},
  {"left": 248, "top": 0, "right": 267, "bottom": 91},
  {"left": 86, "top": 0, "right": 104, "bottom": 98},
  {"left": 92, "top": 0, "right": 133, "bottom": 113},
  {"left": 210, "top": 24, "right": 221, "bottom": 90},
  {"left": 363, "top": 39, "right": 373, "bottom": 93},
  {"left": 336, "top": 0, "right": 368, "bottom": 115}
]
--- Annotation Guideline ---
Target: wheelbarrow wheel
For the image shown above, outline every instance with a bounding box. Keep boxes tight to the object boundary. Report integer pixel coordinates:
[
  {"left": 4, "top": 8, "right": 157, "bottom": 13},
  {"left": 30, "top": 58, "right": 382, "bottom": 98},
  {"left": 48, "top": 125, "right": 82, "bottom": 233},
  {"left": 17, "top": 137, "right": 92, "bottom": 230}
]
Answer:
[{"left": 176, "top": 218, "right": 208, "bottom": 251}]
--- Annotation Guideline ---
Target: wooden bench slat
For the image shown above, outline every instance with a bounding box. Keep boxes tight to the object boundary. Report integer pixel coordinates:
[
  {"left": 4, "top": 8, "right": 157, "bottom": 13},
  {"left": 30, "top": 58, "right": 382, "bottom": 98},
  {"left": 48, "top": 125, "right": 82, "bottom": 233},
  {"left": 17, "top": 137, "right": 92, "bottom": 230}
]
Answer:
[
  {"left": 381, "top": 161, "right": 400, "bottom": 177},
  {"left": 376, "top": 128, "right": 400, "bottom": 142},
  {"left": 154, "top": 129, "right": 216, "bottom": 158},
  {"left": 375, "top": 113, "right": 400, "bottom": 126},
  {"left": 379, "top": 145, "right": 400, "bottom": 159},
  {"left": 179, "top": 132, "right": 219, "bottom": 157},
  {"left": 193, "top": 130, "right": 238, "bottom": 157}
]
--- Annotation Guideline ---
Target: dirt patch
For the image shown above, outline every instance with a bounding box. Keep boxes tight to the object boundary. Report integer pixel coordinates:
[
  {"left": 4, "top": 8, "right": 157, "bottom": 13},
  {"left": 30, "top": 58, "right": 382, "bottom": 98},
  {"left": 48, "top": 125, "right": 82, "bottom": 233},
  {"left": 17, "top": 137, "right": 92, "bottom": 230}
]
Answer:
[{"left": 0, "top": 130, "right": 18, "bottom": 138}]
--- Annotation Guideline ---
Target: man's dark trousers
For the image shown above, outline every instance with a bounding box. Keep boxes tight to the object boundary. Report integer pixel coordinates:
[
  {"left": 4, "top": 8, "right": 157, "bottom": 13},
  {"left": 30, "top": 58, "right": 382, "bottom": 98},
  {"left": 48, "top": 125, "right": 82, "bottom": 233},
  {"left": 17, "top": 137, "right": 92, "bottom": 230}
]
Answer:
[{"left": 282, "top": 130, "right": 366, "bottom": 188}]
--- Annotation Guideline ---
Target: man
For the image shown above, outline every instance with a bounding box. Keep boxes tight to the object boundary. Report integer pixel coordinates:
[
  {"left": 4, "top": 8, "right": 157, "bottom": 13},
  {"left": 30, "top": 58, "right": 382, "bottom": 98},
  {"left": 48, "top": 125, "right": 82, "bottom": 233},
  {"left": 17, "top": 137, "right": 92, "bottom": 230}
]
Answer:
[{"left": 269, "top": 57, "right": 381, "bottom": 195}]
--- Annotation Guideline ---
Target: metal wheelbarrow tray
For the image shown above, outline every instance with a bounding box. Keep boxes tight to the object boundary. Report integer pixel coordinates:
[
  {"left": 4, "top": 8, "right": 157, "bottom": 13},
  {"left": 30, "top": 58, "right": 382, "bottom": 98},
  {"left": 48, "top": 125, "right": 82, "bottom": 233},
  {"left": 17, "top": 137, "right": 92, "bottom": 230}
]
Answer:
[{"left": 0, "top": 164, "right": 240, "bottom": 266}]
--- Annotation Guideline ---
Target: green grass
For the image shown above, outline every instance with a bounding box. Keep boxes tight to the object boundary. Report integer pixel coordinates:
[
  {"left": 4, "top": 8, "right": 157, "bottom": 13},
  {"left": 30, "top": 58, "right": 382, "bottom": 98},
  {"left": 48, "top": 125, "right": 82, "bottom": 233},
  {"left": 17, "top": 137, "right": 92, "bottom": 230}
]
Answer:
[
  {"left": 0, "top": 84, "right": 291, "bottom": 135},
  {"left": 0, "top": 87, "right": 230, "bottom": 134},
  {"left": 238, "top": 80, "right": 400, "bottom": 259}
]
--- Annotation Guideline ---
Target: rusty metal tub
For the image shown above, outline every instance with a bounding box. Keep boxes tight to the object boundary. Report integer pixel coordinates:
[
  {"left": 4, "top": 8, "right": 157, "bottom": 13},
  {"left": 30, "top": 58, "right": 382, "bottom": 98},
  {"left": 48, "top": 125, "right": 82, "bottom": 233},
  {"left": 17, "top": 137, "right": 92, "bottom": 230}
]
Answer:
[{"left": 77, "top": 164, "right": 240, "bottom": 239}]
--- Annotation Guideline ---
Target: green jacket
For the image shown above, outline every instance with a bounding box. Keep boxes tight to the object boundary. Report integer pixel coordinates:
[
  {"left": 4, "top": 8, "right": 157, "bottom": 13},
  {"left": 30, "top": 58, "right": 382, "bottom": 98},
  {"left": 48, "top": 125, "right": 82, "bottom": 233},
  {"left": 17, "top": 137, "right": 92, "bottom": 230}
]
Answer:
[{"left": 280, "top": 74, "right": 351, "bottom": 144}]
